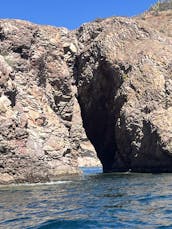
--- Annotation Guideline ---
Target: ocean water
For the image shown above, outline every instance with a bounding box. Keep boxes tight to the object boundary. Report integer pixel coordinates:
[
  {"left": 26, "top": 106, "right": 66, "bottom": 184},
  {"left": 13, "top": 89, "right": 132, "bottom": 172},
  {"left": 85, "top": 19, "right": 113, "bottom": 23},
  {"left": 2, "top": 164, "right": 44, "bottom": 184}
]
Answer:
[{"left": 1, "top": 168, "right": 172, "bottom": 228}]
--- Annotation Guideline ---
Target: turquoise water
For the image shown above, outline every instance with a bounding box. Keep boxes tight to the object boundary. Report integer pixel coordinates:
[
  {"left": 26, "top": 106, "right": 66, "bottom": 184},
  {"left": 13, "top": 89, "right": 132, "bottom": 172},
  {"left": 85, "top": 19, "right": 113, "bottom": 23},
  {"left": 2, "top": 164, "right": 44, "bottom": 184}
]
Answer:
[{"left": 1, "top": 168, "right": 172, "bottom": 228}]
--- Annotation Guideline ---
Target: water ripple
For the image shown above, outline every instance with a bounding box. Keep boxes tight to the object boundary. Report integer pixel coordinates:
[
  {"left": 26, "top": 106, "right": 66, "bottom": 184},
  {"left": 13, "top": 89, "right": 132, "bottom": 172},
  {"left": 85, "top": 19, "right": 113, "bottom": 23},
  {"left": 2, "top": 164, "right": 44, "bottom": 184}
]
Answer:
[{"left": 1, "top": 168, "right": 172, "bottom": 228}]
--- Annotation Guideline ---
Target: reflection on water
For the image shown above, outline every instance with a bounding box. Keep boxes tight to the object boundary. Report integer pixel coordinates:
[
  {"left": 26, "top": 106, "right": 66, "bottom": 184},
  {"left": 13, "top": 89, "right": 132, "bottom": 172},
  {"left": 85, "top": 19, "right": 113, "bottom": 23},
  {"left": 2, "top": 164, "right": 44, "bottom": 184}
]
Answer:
[{"left": 1, "top": 168, "right": 172, "bottom": 228}]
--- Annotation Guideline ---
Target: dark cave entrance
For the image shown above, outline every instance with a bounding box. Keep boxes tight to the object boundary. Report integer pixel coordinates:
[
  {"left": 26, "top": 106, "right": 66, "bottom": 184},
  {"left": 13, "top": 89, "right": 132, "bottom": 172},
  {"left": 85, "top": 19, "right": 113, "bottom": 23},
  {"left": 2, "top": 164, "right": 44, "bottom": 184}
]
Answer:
[{"left": 77, "top": 60, "right": 126, "bottom": 172}]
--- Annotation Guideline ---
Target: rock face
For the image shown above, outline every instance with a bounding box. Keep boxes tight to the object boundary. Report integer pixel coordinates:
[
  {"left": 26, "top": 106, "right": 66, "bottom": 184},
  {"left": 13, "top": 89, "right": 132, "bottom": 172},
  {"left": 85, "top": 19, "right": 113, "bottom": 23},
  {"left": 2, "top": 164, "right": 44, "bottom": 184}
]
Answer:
[
  {"left": 0, "top": 9, "right": 172, "bottom": 183},
  {"left": 0, "top": 19, "right": 100, "bottom": 184},
  {"left": 0, "top": 19, "right": 81, "bottom": 184},
  {"left": 75, "top": 12, "right": 172, "bottom": 172},
  {"left": 71, "top": 97, "right": 101, "bottom": 167}
]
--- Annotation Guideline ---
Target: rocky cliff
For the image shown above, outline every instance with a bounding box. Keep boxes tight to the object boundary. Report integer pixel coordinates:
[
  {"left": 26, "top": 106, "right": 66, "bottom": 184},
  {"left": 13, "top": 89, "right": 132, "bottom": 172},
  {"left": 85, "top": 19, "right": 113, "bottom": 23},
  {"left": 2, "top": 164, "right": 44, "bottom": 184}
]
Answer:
[
  {"left": 76, "top": 10, "right": 172, "bottom": 172},
  {"left": 0, "top": 8, "right": 172, "bottom": 183},
  {"left": 0, "top": 19, "right": 99, "bottom": 184}
]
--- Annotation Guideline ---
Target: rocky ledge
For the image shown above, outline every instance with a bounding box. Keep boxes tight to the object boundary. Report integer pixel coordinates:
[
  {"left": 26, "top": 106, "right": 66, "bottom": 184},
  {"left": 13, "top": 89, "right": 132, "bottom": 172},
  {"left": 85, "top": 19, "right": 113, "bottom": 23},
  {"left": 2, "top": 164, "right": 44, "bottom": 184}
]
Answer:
[{"left": 0, "top": 9, "right": 172, "bottom": 184}]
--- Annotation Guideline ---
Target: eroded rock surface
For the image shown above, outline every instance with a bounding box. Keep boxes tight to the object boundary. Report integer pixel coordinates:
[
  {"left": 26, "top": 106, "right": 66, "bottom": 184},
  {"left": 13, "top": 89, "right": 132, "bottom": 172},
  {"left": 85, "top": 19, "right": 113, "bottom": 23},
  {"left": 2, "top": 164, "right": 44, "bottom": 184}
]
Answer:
[
  {"left": 0, "top": 9, "right": 172, "bottom": 183},
  {"left": 71, "top": 96, "right": 101, "bottom": 167},
  {"left": 0, "top": 20, "right": 80, "bottom": 184},
  {"left": 75, "top": 13, "right": 172, "bottom": 172}
]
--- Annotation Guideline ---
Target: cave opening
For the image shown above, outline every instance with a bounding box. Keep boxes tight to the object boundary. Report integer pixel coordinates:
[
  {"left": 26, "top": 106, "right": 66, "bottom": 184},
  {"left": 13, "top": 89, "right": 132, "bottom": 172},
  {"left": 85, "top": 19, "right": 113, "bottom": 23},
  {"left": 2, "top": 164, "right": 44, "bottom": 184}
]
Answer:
[{"left": 77, "top": 60, "right": 126, "bottom": 172}]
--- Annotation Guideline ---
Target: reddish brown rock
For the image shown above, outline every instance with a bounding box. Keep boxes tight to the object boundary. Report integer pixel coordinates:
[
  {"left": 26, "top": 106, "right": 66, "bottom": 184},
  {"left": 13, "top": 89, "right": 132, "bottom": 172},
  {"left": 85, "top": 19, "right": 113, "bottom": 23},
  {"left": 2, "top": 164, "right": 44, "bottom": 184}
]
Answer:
[
  {"left": 0, "top": 20, "right": 80, "bottom": 184},
  {"left": 75, "top": 12, "right": 172, "bottom": 172},
  {"left": 0, "top": 8, "right": 172, "bottom": 184}
]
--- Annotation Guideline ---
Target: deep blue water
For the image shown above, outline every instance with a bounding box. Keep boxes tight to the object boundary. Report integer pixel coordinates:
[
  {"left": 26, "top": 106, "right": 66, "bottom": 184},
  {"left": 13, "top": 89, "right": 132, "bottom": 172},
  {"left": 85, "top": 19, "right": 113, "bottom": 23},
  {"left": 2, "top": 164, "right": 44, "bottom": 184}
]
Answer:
[{"left": 1, "top": 167, "right": 172, "bottom": 228}]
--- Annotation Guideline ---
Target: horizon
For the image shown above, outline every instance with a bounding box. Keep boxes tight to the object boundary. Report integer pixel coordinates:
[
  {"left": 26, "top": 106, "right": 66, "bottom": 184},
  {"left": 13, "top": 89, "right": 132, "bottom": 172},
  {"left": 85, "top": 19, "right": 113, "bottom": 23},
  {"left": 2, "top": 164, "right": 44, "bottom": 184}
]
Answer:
[{"left": 1, "top": 0, "right": 158, "bottom": 29}]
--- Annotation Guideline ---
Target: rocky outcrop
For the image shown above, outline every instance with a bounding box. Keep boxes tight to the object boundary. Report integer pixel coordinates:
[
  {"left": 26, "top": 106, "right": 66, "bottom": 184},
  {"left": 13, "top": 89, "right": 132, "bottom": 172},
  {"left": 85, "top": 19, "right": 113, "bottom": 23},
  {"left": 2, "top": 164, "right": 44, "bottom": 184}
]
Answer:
[
  {"left": 75, "top": 13, "right": 172, "bottom": 172},
  {"left": 0, "top": 20, "right": 79, "bottom": 184},
  {"left": 0, "top": 9, "right": 172, "bottom": 183},
  {"left": 0, "top": 19, "right": 100, "bottom": 184}
]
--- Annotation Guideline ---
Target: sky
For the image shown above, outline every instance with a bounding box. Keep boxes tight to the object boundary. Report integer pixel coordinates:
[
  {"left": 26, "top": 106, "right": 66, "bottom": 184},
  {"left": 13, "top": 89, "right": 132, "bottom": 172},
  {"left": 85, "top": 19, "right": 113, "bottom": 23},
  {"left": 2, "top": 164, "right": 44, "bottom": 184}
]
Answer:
[{"left": 1, "top": 0, "right": 158, "bottom": 30}]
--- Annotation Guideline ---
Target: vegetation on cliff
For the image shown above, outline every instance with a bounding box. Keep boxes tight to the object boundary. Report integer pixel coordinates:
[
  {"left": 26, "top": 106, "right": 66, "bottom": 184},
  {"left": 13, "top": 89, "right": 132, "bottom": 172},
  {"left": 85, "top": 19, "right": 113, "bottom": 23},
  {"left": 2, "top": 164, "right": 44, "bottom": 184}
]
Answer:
[{"left": 149, "top": 0, "right": 172, "bottom": 12}]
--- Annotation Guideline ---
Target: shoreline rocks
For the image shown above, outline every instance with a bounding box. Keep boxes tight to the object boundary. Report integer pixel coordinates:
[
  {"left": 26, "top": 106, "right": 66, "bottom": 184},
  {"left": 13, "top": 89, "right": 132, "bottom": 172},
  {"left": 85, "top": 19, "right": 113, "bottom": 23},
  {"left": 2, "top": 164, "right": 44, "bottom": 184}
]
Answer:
[
  {"left": 75, "top": 13, "right": 172, "bottom": 173},
  {"left": 0, "top": 9, "right": 172, "bottom": 184}
]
